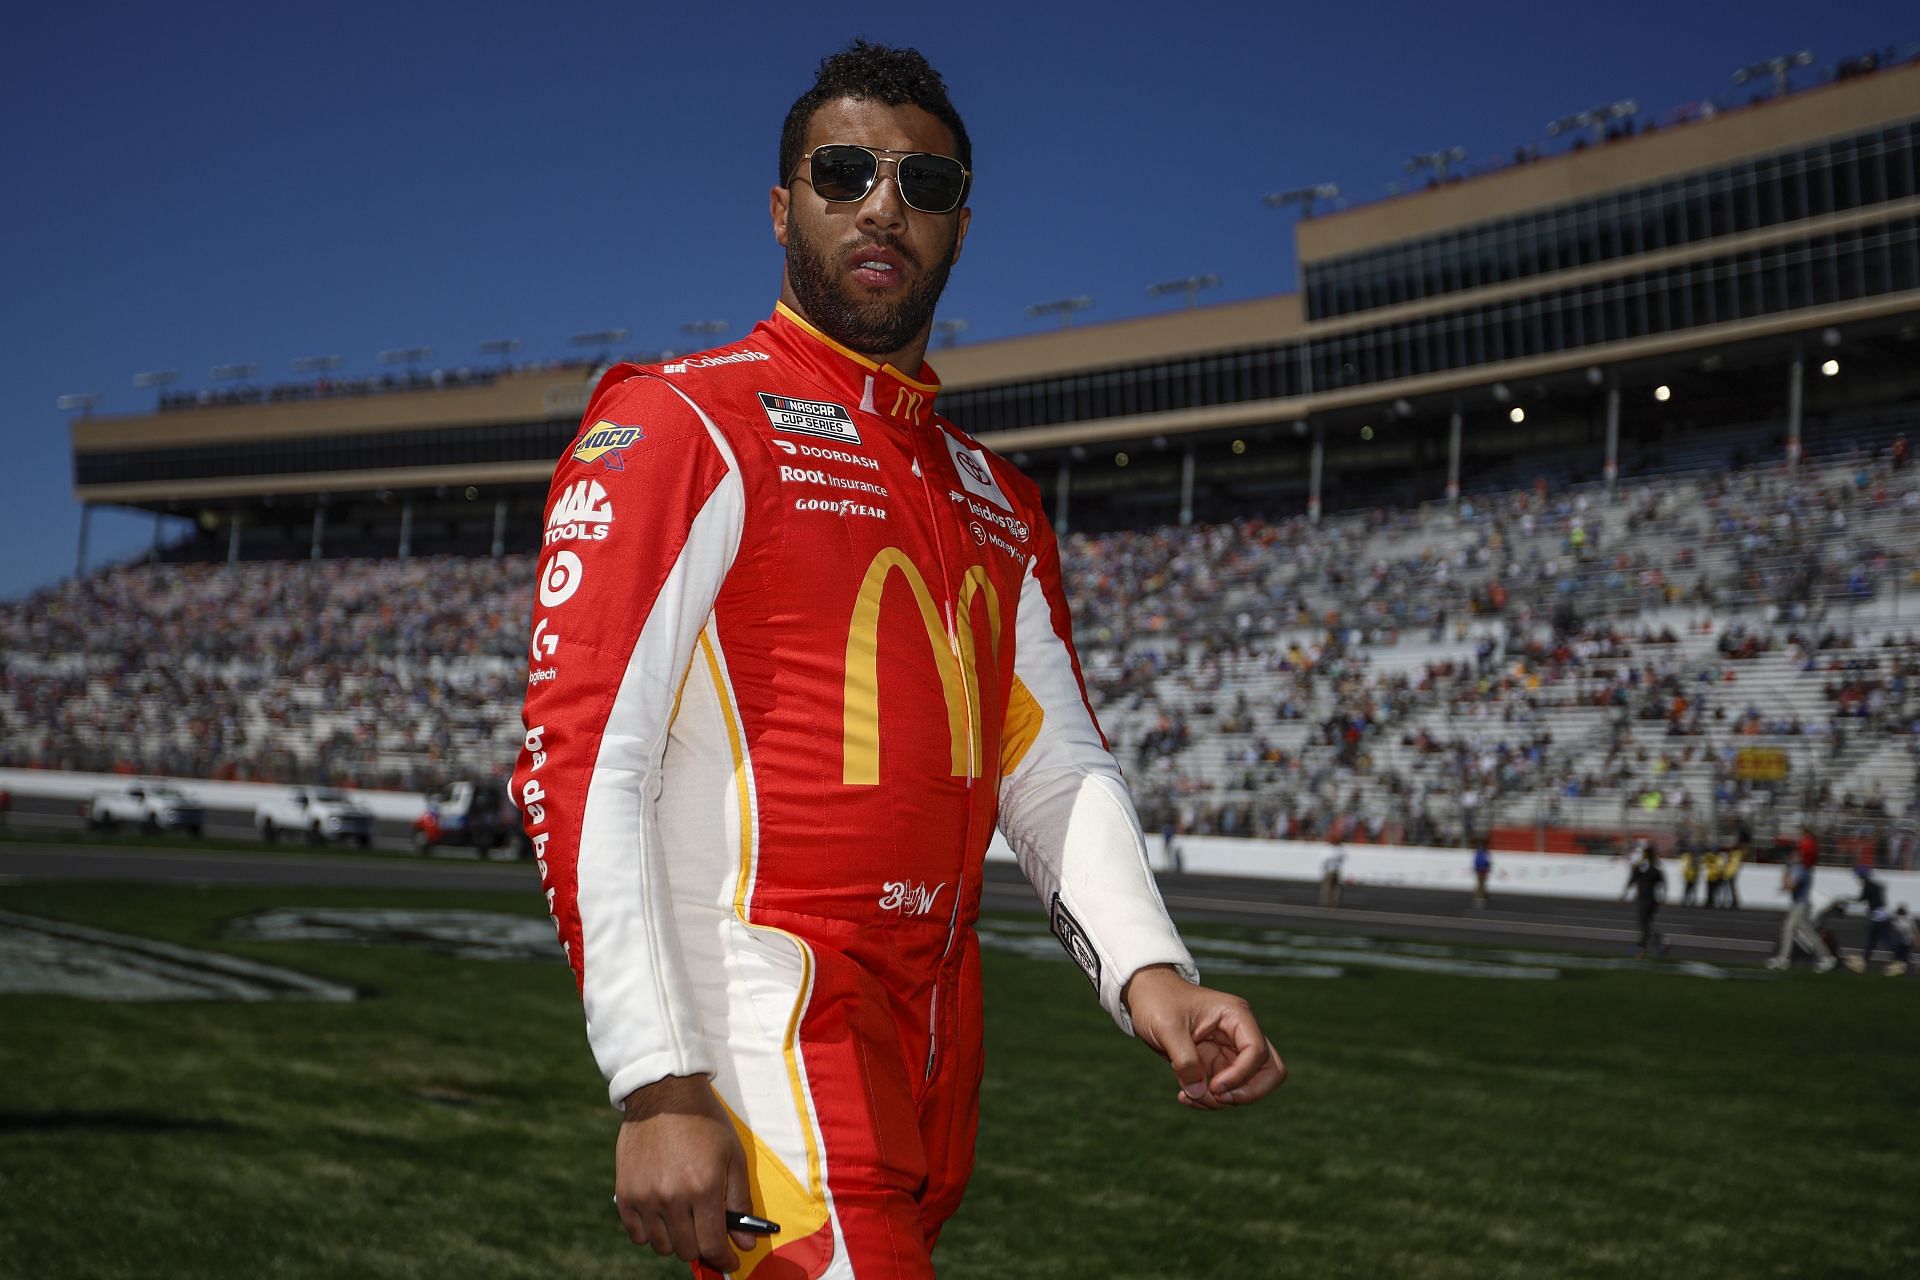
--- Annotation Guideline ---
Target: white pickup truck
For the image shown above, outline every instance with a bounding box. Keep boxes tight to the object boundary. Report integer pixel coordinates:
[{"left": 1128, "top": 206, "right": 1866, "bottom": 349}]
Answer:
[
  {"left": 254, "top": 788, "right": 375, "bottom": 847},
  {"left": 88, "top": 782, "right": 205, "bottom": 836}
]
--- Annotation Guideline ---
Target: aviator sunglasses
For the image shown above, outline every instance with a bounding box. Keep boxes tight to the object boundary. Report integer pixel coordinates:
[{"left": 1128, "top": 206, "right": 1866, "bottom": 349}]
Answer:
[{"left": 791, "top": 144, "right": 971, "bottom": 214}]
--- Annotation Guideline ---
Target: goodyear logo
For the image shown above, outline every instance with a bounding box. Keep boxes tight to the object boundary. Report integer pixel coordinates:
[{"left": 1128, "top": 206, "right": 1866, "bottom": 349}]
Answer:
[{"left": 571, "top": 422, "right": 643, "bottom": 466}]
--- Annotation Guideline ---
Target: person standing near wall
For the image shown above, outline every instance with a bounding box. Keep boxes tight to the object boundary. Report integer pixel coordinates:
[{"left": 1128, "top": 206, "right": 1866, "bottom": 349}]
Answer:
[{"left": 1623, "top": 842, "right": 1671, "bottom": 959}]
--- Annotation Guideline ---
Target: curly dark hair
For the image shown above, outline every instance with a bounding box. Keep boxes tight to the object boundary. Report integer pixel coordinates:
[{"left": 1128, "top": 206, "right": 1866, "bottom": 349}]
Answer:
[{"left": 779, "top": 40, "right": 972, "bottom": 188}]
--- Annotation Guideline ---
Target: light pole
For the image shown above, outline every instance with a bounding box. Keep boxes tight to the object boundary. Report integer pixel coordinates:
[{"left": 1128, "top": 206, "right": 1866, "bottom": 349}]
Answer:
[
  {"left": 680, "top": 321, "right": 729, "bottom": 338},
  {"left": 1405, "top": 147, "right": 1468, "bottom": 183},
  {"left": 1734, "top": 50, "right": 1813, "bottom": 98},
  {"left": 57, "top": 391, "right": 103, "bottom": 417},
  {"left": 292, "top": 354, "right": 343, "bottom": 376},
  {"left": 1027, "top": 297, "right": 1092, "bottom": 329},
  {"left": 478, "top": 338, "right": 521, "bottom": 369},
  {"left": 569, "top": 329, "right": 630, "bottom": 360},
  {"left": 1546, "top": 99, "right": 1639, "bottom": 144},
  {"left": 376, "top": 349, "right": 431, "bottom": 387},
  {"left": 210, "top": 362, "right": 260, "bottom": 384},
  {"left": 1147, "top": 274, "right": 1220, "bottom": 309},
  {"left": 1262, "top": 184, "right": 1340, "bottom": 218},
  {"left": 932, "top": 318, "right": 969, "bottom": 348},
  {"left": 132, "top": 370, "right": 178, "bottom": 406}
]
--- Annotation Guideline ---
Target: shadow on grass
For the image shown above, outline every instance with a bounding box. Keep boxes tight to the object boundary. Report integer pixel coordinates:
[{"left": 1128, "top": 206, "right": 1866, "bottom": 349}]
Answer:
[{"left": 0, "top": 1109, "right": 248, "bottom": 1136}]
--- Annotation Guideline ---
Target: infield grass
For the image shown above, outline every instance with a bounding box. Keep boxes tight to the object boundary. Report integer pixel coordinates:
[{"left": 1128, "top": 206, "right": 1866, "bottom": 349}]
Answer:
[{"left": 1, "top": 881, "right": 1915, "bottom": 1279}]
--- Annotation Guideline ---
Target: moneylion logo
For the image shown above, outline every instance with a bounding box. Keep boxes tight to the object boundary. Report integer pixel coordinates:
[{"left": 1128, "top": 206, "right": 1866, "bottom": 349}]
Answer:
[{"left": 545, "top": 479, "right": 613, "bottom": 545}]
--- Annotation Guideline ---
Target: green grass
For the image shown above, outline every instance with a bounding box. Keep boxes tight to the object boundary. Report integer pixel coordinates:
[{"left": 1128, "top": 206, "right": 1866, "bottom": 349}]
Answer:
[{"left": 1, "top": 882, "right": 1916, "bottom": 1279}]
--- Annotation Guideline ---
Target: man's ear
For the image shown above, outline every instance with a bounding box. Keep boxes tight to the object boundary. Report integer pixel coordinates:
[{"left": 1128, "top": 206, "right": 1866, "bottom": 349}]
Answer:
[{"left": 771, "top": 185, "right": 791, "bottom": 248}]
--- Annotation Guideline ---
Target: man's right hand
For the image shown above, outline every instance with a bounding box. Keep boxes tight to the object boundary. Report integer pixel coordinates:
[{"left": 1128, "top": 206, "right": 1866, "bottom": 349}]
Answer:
[{"left": 613, "top": 1075, "right": 760, "bottom": 1273}]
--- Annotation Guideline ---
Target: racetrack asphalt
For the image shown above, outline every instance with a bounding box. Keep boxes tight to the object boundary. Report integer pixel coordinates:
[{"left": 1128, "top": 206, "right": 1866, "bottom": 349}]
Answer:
[{"left": 0, "top": 837, "right": 1796, "bottom": 964}]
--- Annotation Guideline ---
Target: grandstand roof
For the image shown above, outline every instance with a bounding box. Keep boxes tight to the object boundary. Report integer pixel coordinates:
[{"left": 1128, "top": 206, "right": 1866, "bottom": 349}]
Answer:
[{"left": 69, "top": 57, "right": 1920, "bottom": 520}]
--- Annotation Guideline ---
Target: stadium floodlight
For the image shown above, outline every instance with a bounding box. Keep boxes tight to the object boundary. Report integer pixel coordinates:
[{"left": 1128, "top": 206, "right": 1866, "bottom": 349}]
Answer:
[
  {"left": 210, "top": 362, "right": 260, "bottom": 382},
  {"left": 291, "top": 354, "right": 344, "bottom": 374},
  {"left": 56, "top": 391, "right": 103, "bottom": 415},
  {"left": 679, "top": 321, "right": 729, "bottom": 337},
  {"left": 1147, "top": 274, "right": 1220, "bottom": 308},
  {"left": 1733, "top": 50, "right": 1813, "bottom": 98},
  {"left": 1821, "top": 359, "right": 1840, "bottom": 377},
  {"left": 1654, "top": 384, "right": 1673, "bottom": 402},
  {"left": 1405, "top": 147, "right": 1468, "bottom": 181},
  {"left": 1546, "top": 100, "right": 1639, "bottom": 144},
  {"left": 1262, "top": 184, "right": 1340, "bottom": 218},
  {"left": 132, "top": 370, "right": 178, "bottom": 389},
  {"left": 932, "top": 318, "right": 970, "bottom": 347},
  {"left": 569, "top": 329, "right": 630, "bottom": 348},
  {"left": 1027, "top": 296, "right": 1092, "bottom": 328},
  {"left": 1509, "top": 406, "right": 1526, "bottom": 424},
  {"left": 376, "top": 347, "right": 432, "bottom": 366},
  {"left": 477, "top": 338, "right": 521, "bottom": 366}
]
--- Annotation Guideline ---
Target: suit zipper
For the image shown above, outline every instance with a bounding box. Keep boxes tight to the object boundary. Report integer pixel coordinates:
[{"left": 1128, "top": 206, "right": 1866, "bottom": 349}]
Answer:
[{"left": 911, "top": 417, "right": 969, "bottom": 1083}]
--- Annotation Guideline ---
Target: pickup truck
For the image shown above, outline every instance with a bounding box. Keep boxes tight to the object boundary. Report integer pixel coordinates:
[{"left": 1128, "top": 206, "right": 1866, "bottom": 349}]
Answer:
[
  {"left": 254, "top": 788, "right": 375, "bottom": 847},
  {"left": 88, "top": 782, "right": 205, "bottom": 836},
  {"left": 413, "top": 780, "right": 516, "bottom": 854}
]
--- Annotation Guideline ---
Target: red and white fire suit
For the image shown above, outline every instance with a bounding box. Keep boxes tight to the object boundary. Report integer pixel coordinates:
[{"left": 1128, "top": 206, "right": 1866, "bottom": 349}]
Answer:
[{"left": 514, "top": 303, "right": 1197, "bottom": 1278}]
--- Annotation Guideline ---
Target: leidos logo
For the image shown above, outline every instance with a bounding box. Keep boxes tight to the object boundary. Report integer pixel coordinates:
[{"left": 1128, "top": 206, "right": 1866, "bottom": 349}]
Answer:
[
  {"left": 571, "top": 422, "right": 643, "bottom": 469},
  {"left": 545, "top": 479, "right": 613, "bottom": 545}
]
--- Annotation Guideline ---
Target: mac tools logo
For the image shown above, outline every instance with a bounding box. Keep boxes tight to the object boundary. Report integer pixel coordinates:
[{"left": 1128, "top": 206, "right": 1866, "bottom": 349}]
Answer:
[
  {"left": 943, "top": 435, "right": 1014, "bottom": 512},
  {"left": 544, "top": 479, "right": 613, "bottom": 545}
]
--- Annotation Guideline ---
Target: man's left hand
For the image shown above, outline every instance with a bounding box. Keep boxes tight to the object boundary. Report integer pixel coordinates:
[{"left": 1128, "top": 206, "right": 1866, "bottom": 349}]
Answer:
[{"left": 1123, "top": 965, "right": 1286, "bottom": 1110}]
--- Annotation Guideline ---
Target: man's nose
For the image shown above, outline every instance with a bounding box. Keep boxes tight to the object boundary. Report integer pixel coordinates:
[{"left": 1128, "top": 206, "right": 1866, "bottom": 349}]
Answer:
[{"left": 857, "top": 160, "right": 907, "bottom": 231}]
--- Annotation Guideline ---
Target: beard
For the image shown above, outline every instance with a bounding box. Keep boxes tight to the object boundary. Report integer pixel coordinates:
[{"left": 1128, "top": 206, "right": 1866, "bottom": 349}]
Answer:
[{"left": 784, "top": 217, "right": 958, "bottom": 358}]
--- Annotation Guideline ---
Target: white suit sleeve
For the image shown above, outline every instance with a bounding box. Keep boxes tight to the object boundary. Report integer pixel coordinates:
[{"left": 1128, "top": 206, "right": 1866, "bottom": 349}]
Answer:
[{"left": 994, "top": 522, "right": 1198, "bottom": 1035}]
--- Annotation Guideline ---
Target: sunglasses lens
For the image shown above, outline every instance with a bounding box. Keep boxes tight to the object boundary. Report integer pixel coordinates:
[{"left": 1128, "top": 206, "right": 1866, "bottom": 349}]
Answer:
[
  {"left": 810, "top": 146, "right": 877, "bottom": 201},
  {"left": 898, "top": 154, "right": 967, "bottom": 212}
]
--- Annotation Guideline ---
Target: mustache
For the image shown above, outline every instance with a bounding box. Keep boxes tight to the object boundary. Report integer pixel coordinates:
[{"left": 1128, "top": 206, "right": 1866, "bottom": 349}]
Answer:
[{"left": 845, "top": 234, "right": 919, "bottom": 269}]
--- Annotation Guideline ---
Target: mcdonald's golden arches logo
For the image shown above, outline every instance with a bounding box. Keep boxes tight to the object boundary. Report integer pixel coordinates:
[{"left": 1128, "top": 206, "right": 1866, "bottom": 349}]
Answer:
[{"left": 842, "top": 548, "right": 1006, "bottom": 786}]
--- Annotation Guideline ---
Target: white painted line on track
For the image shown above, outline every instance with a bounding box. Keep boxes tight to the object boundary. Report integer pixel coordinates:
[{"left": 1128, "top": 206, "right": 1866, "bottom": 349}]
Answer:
[{"left": 981, "top": 881, "right": 1770, "bottom": 955}]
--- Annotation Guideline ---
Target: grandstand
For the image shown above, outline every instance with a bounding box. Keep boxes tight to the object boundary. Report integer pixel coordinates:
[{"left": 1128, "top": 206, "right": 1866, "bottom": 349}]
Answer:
[{"left": 18, "top": 51, "right": 1920, "bottom": 858}]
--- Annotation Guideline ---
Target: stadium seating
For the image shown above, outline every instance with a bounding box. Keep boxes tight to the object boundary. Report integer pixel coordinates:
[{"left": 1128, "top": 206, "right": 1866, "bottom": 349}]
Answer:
[{"left": 4, "top": 430, "right": 1917, "bottom": 864}]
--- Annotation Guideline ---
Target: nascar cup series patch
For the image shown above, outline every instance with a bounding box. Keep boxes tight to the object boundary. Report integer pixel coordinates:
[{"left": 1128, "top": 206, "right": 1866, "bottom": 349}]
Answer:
[
  {"left": 758, "top": 392, "right": 862, "bottom": 445},
  {"left": 571, "top": 422, "right": 644, "bottom": 469}
]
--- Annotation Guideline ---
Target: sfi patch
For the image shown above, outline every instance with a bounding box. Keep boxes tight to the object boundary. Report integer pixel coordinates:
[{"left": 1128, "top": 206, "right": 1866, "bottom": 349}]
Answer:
[
  {"left": 758, "top": 392, "right": 861, "bottom": 445},
  {"left": 571, "top": 422, "right": 644, "bottom": 469},
  {"left": 1049, "top": 893, "right": 1101, "bottom": 990}
]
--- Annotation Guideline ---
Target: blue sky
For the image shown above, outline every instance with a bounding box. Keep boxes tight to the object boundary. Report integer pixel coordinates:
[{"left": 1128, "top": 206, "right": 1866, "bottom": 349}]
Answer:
[{"left": 2, "top": 0, "right": 1910, "bottom": 598}]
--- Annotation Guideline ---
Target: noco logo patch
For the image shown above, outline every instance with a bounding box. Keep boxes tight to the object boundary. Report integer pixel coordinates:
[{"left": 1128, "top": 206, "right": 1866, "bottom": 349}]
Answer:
[
  {"left": 571, "top": 422, "right": 643, "bottom": 467},
  {"left": 1049, "top": 893, "right": 1101, "bottom": 990},
  {"left": 758, "top": 392, "right": 862, "bottom": 445}
]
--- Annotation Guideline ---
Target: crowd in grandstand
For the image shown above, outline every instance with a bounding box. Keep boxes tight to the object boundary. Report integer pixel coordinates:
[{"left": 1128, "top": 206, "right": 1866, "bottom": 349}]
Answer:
[{"left": 4, "top": 442, "right": 1919, "bottom": 863}]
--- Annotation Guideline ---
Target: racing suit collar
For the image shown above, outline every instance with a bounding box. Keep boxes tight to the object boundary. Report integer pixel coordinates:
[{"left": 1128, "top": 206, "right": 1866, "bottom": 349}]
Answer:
[{"left": 767, "top": 302, "right": 942, "bottom": 429}]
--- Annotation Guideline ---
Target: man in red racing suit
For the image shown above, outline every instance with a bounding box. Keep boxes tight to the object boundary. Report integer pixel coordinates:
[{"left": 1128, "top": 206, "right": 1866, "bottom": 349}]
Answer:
[{"left": 514, "top": 42, "right": 1284, "bottom": 1279}]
